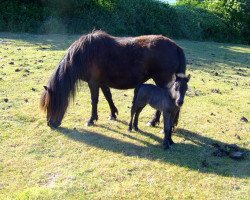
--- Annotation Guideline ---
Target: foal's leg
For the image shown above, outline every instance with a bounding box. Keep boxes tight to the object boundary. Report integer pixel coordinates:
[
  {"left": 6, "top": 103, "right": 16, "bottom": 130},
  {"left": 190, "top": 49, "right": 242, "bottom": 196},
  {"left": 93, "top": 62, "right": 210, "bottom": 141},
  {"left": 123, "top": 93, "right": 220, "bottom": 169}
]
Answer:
[
  {"left": 147, "top": 80, "right": 164, "bottom": 127},
  {"left": 163, "top": 110, "right": 172, "bottom": 150},
  {"left": 169, "top": 110, "right": 179, "bottom": 145},
  {"left": 101, "top": 86, "right": 118, "bottom": 120},
  {"left": 86, "top": 81, "right": 99, "bottom": 126},
  {"left": 133, "top": 106, "right": 144, "bottom": 131}
]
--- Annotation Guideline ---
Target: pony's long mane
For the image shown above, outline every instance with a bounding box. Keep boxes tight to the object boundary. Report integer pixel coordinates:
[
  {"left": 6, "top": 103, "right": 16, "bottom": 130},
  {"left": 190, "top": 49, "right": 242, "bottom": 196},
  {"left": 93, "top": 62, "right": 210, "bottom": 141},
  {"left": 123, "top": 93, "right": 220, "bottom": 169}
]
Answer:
[{"left": 40, "top": 30, "right": 113, "bottom": 122}]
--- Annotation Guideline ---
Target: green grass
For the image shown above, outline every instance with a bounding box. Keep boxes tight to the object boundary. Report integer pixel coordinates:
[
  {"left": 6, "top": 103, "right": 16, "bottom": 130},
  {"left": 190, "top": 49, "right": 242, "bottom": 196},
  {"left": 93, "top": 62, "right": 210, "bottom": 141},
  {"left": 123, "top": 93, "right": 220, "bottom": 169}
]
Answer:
[{"left": 0, "top": 33, "right": 249, "bottom": 200}]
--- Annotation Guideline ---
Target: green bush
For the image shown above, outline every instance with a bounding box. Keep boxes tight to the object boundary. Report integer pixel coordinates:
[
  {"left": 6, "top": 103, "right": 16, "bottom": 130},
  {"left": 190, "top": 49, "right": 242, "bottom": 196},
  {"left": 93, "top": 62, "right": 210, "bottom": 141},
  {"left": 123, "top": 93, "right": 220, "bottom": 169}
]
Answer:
[
  {"left": 175, "top": 5, "right": 237, "bottom": 42},
  {"left": 176, "top": 0, "right": 250, "bottom": 44},
  {"left": 0, "top": 0, "right": 248, "bottom": 43}
]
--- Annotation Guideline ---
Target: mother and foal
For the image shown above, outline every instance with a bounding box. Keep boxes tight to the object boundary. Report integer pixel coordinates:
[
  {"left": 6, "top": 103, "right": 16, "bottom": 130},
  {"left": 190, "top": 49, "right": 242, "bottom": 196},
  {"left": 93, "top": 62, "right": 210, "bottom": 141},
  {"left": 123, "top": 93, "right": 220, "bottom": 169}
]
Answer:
[{"left": 40, "top": 30, "right": 186, "bottom": 128}]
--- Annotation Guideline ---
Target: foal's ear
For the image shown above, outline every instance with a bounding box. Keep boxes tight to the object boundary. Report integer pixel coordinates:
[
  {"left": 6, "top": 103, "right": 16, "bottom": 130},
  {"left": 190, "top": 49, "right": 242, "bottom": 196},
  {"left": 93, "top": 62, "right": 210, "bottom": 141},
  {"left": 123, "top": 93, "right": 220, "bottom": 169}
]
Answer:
[
  {"left": 43, "top": 86, "right": 50, "bottom": 91},
  {"left": 187, "top": 74, "right": 191, "bottom": 81},
  {"left": 172, "top": 73, "right": 177, "bottom": 81}
]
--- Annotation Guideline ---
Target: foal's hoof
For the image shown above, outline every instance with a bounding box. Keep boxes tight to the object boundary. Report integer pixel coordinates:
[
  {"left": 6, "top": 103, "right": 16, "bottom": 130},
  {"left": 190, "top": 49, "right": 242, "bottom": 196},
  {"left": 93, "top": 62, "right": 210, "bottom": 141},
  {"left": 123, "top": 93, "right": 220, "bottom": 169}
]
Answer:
[
  {"left": 170, "top": 139, "right": 175, "bottom": 145},
  {"left": 108, "top": 116, "right": 116, "bottom": 121},
  {"left": 146, "top": 121, "right": 153, "bottom": 127},
  {"left": 134, "top": 127, "right": 139, "bottom": 132},
  {"left": 147, "top": 121, "right": 158, "bottom": 127},
  {"left": 163, "top": 141, "right": 170, "bottom": 150},
  {"left": 163, "top": 144, "right": 170, "bottom": 150}
]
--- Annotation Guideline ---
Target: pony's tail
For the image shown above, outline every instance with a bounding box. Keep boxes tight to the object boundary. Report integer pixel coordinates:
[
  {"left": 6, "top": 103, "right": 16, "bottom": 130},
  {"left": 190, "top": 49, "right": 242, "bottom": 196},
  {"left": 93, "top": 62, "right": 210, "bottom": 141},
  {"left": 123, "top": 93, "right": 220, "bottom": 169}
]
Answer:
[
  {"left": 177, "top": 47, "right": 186, "bottom": 74},
  {"left": 132, "top": 84, "right": 142, "bottom": 105}
]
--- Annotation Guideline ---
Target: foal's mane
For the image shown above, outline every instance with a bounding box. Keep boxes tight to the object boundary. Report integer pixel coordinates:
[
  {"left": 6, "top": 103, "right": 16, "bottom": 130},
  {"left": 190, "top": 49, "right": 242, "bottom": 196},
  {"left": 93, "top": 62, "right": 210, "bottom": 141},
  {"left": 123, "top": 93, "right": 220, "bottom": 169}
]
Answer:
[{"left": 166, "top": 73, "right": 187, "bottom": 88}]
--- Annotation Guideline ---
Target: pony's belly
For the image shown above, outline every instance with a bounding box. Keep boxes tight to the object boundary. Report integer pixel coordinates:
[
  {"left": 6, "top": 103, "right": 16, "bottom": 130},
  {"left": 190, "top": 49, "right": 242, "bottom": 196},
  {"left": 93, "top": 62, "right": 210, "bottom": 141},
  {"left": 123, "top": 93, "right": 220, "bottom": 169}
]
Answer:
[
  {"left": 105, "top": 76, "right": 149, "bottom": 89},
  {"left": 107, "top": 82, "right": 139, "bottom": 89}
]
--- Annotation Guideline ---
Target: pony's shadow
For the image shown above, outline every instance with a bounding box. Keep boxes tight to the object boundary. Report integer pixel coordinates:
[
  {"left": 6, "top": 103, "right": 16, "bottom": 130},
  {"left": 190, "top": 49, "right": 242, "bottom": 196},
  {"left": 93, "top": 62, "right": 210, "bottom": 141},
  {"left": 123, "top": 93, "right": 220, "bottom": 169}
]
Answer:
[{"left": 57, "top": 126, "right": 249, "bottom": 178}]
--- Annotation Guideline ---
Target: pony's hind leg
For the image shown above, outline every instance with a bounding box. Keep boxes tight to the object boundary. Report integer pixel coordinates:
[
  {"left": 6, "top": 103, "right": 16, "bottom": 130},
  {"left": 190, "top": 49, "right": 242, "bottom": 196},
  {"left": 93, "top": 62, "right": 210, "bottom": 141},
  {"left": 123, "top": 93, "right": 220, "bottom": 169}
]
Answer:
[
  {"left": 101, "top": 86, "right": 118, "bottom": 120},
  {"left": 86, "top": 81, "right": 99, "bottom": 126},
  {"left": 147, "top": 111, "right": 161, "bottom": 127}
]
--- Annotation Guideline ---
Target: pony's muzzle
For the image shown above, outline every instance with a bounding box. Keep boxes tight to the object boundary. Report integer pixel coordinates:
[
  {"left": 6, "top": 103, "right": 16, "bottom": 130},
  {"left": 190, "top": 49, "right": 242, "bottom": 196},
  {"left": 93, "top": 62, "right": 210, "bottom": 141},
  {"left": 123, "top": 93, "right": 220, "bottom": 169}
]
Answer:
[{"left": 47, "top": 120, "right": 61, "bottom": 129}]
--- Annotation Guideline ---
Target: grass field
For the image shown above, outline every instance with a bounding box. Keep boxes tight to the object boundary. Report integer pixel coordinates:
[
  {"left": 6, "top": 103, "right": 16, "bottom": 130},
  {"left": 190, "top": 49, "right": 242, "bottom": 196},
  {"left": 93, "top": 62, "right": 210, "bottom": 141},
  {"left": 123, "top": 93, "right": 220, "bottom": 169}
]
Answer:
[{"left": 0, "top": 33, "right": 249, "bottom": 200}]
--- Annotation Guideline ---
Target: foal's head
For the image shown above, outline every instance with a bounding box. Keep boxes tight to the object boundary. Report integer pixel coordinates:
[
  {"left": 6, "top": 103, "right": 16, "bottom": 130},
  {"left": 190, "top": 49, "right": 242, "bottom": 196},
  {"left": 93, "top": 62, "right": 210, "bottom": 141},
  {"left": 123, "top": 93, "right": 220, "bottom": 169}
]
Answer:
[{"left": 169, "top": 73, "right": 190, "bottom": 107}]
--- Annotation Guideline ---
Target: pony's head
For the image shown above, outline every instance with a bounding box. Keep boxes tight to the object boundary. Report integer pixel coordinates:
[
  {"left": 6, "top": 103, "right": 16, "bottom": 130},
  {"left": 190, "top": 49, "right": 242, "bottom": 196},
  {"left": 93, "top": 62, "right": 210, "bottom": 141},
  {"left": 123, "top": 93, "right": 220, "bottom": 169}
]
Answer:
[
  {"left": 40, "top": 84, "right": 66, "bottom": 128},
  {"left": 169, "top": 73, "right": 190, "bottom": 107},
  {"left": 40, "top": 36, "right": 86, "bottom": 128},
  {"left": 40, "top": 59, "right": 77, "bottom": 128}
]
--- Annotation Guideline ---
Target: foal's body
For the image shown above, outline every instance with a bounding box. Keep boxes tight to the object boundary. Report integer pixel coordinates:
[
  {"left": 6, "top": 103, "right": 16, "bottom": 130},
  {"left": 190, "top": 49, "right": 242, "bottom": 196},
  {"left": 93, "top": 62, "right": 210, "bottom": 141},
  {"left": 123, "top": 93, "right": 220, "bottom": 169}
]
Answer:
[
  {"left": 129, "top": 74, "right": 190, "bottom": 149},
  {"left": 133, "top": 84, "right": 177, "bottom": 112}
]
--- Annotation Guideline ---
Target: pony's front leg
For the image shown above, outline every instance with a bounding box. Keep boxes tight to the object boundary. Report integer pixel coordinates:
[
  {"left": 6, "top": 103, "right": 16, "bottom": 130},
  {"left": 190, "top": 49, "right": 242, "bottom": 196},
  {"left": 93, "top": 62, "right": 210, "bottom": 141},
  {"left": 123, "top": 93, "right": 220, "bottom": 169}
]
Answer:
[
  {"left": 163, "top": 111, "right": 171, "bottom": 150},
  {"left": 86, "top": 81, "right": 99, "bottom": 126},
  {"left": 101, "top": 86, "right": 118, "bottom": 120}
]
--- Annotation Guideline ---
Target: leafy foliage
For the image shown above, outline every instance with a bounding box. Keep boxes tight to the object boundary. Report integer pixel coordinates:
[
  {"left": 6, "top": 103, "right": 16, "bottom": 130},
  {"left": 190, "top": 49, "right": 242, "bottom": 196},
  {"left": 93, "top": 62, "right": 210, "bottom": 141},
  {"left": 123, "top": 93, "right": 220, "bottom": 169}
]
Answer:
[
  {"left": 175, "top": 5, "right": 234, "bottom": 41},
  {"left": 176, "top": 0, "right": 250, "bottom": 43},
  {"left": 0, "top": 0, "right": 248, "bottom": 43}
]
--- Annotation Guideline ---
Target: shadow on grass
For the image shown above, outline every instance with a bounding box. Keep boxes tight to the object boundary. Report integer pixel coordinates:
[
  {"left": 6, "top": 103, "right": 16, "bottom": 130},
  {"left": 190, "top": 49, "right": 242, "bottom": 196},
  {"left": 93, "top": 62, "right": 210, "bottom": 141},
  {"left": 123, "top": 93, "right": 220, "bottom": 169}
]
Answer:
[{"left": 57, "top": 126, "right": 249, "bottom": 178}]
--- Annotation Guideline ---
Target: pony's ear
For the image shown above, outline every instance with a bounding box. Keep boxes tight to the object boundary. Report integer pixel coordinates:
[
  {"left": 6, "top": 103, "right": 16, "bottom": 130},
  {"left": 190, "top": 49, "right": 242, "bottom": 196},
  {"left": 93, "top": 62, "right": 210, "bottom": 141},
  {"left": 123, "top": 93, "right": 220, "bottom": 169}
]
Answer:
[{"left": 187, "top": 74, "right": 191, "bottom": 81}]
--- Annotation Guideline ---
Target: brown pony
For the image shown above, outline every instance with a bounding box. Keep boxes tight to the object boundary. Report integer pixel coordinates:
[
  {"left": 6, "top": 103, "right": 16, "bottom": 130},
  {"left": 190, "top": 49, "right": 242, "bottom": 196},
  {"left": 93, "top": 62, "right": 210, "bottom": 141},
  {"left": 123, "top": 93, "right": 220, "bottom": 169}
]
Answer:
[{"left": 40, "top": 30, "right": 186, "bottom": 128}]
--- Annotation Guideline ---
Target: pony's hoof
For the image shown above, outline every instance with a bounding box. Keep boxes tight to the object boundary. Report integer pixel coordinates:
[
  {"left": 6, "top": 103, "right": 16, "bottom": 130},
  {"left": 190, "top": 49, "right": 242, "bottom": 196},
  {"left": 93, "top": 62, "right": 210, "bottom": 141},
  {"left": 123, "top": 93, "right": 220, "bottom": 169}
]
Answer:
[
  {"left": 85, "top": 121, "right": 94, "bottom": 126},
  {"left": 108, "top": 116, "right": 116, "bottom": 121},
  {"left": 128, "top": 127, "right": 132, "bottom": 132},
  {"left": 160, "top": 129, "right": 164, "bottom": 134}
]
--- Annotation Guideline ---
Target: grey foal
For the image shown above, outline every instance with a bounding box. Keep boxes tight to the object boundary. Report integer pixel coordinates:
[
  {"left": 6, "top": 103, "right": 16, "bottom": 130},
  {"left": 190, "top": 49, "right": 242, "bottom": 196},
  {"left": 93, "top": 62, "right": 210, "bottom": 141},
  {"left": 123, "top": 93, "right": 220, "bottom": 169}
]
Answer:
[{"left": 128, "top": 73, "right": 190, "bottom": 149}]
